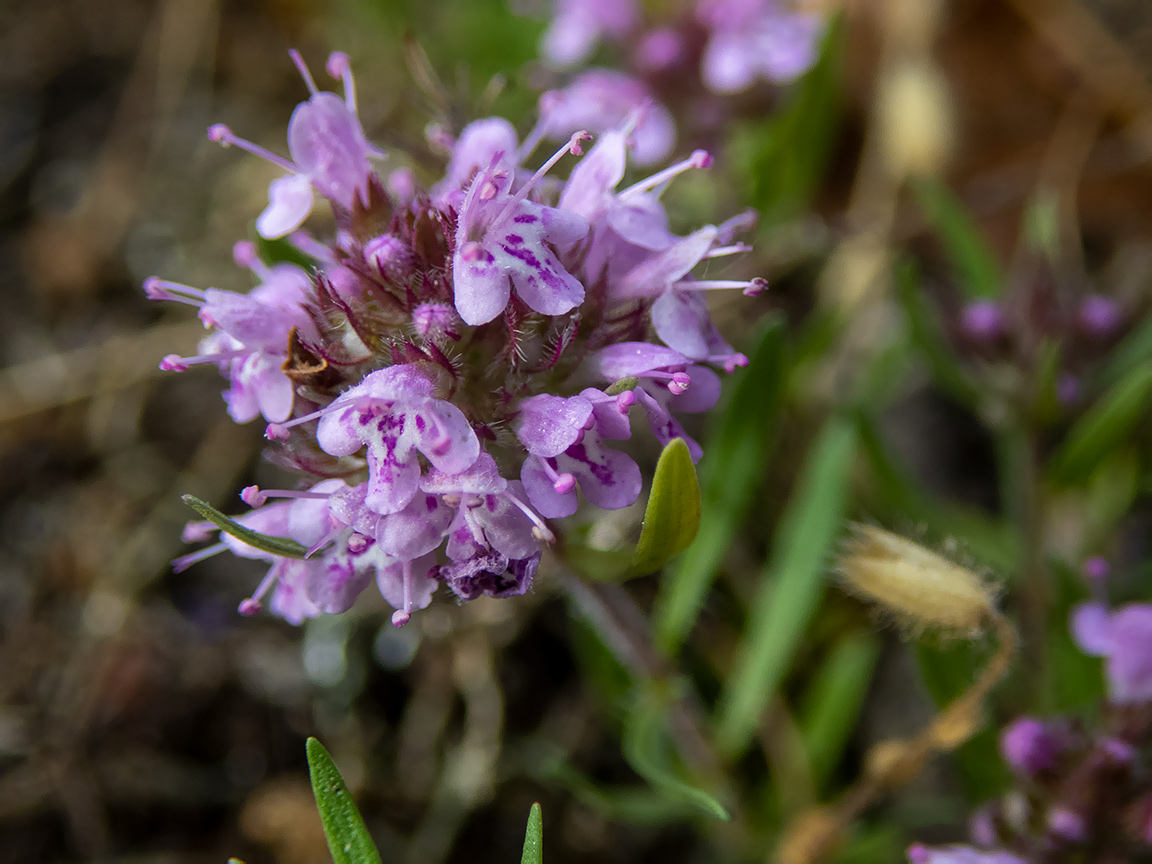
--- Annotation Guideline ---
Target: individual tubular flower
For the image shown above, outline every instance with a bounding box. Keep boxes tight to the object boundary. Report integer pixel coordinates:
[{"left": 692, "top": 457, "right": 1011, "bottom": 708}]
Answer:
[
  {"left": 152, "top": 50, "right": 761, "bottom": 627},
  {"left": 540, "top": 0, "right": 638, "bottom": 69},
  {"left": 536, "top": 70, "right": 675, "bottom": 166},
  {"left": 697, "top": 0, "right": 825, "bottom": 93},
  {"left": 1071, "top": 601, "right": 1152, "bottom": 705},
  {"left": 207, "top": 51, "right": 381, "bottom": 238}
]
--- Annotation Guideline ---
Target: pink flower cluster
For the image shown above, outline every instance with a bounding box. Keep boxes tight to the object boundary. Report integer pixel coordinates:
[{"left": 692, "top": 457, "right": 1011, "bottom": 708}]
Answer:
[{"left": 147, "top": 52, "right": 763, "bottom": 626}]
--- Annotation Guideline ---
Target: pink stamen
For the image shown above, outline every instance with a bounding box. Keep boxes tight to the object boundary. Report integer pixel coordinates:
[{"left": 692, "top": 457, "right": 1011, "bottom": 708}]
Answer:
[
  {"left": 238, "top": 567, "right": 279, "bottom": 616},
  {"left": 289, "top": 49, "right": 319, "bottom": 95},
  {"left": 143, "top": 277, "right": 206, "bottom": 306},
  {"left": 705, "top": 243, "right": 752, "bottom": 259},
  {"left": 619, "top": 149, "right": 712, "bottom": 199},
  {"left": 306, "top": 522, "right": 343, "bottom": 558},
  {"left": 668, "top": 372, "right": 691, "bottom": 395},
  {"left": 540, "top": 459, "right": 577, "bottom": 494},
  {"left": 207, "top": 124, "right": 297, "bottom": 174},
  {"left": 172, "top": 542, "right": 227, "bottom": 573},
  {"left": 722, "top": 353, "right": 750, "bottom": 374},
  {"left": 325, "top": 51, "right": 356, "bottom": 112},
  {"left": 492, "top": 131, "right": 591, "bottom": 228},
  {"left": 391, "top": 560, "right": 413, "bottom": 627},
  {"left": 264, "top": 397, "right": 362, "bottom": 439},
  {"left": 243, "top": 486, "right": 332, "bottom": 508},
  {"left": 160, "top": 347, "right": 249, "bottom": 372},
  {"left": 679, "top": 277, "right": 767, "bottom": 297},
  {"left": 615, "top": 392, "right": 636, "bottom": 413},
  {"left": 503, "top": 490, "right": 555, "bottom": 545},
  {"left": 347, "top": 533, "right": 371, "bottom": 554}
]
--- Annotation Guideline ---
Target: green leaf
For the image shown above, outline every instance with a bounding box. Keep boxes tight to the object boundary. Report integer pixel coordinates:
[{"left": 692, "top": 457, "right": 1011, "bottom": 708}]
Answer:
[
  {"left": 1050, "top": 361, "right": 1152, "bottom": 485},
  {"left": 520, "top": 803, "right": 543, "bottom": 864},
  {"left": 911, "top": 178, "right": 1002, "bottom": 299},
  {"left": 254, "top": 232, "right": 317, "bottom": 270},
  {"left": 1100, "top": 315, "right": 1152, "bottom": 387},
  {"left": 622, "top": 688, "right": 730, "bottom": 821},
  {"left": 715, "top": 416, "right": 857, "bottom": 757},
  {"left": 306, "top": 738, "right": 382, "bottom": 864},
  {"left": 655, "top": 315, "right": 787, "bottom": 653},
  {"left": 182, "top": 495, "right": 311, "bottom": 559},
  {"left": 632, "top": 439, "right": 702, "bottom": 576},
  {"left": 799, "top": 631, "right": 882, "bottom": 790}
]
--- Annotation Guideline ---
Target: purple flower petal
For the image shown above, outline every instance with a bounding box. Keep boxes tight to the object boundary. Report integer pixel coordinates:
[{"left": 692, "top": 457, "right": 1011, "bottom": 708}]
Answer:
[
  {"left": 376, "top": 492, "right": 454, "bottom": 559},
  {"left": 257, "top": 174, "right": 315, "bottom": 239},
  {"left": 1070, "top": 601, "right": 1115, "bottom": 657},
  {"left": 521, "top": 455, "right": 579, "bottom": 518},
  {"left": 288, "top": 92, "right": 372, "bottom": 210},
  {"left": 517, "top": 393, "right": 594, "bottom": 456}
]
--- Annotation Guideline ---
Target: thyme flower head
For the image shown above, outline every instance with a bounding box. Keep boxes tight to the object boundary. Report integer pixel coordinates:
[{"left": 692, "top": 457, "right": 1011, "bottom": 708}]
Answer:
[{"left": 148, "top": 52, "right": 762, "bottom": 626}]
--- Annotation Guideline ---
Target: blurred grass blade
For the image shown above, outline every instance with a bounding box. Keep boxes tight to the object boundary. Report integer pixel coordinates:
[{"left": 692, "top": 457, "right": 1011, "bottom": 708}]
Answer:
[
  {"left": 182, "top": 495, "right": 310, "bottom": 559},
  {"left": 306, "top": 738, "right": 382, "bottom": 864},
  {"left": 731, "top": 19, "right": 841, "bottom": 222},
  {"left": 1050, "top": 360, "right": 1152, "bottom": 485},
  {"left": 911, "top": 178, "right": 1002, "bottom": 299},
  {"left": 1101, "top": 315, "right": 1152, "bottom": 386},
  {"left": 520, "top": 803, "right": 543, "bottom": 864},
  {"left": 798, "top": 631, "right": 881, "bottom": 789},
  {"left": 623, "top": 689, "right": 730, "bottom": 821},
  {"left": 632, "top": 438, "right": 701, "bottom": 575},
  {"left": 894, "top": 260, "right": 979, "bottom": 405},
  {"left": 716, "top": 416, "right": 857, "bottom": 757},
  {"left": 655, "top": 315, "right": 787, "bottom": 652}
]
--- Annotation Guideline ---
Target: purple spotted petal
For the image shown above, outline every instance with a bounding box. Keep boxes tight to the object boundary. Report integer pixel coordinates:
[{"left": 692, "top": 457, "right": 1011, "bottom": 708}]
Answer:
[
  {"left": 362, "top": 414, "right": 421, "bottom": 514},
  {"left": 412, "top": 400, "right": 480, "bottom": 475},
  {"left": 557, "top": 432, "right": 642, "bottom": 511},
  {"left": 305, "top": 541, "right": 372, "bottom": 613},
  {"left": 516, "top": 393, "right": 594, "bottom": 456}
]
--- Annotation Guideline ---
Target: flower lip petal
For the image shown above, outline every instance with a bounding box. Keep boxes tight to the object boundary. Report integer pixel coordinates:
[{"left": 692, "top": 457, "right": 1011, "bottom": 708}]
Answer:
[
  {"left": 516, "top": 394, "right": 594, "bottom": 457},
  {"left": 588, "top": 342, "right": 690, "bottom": 380}
]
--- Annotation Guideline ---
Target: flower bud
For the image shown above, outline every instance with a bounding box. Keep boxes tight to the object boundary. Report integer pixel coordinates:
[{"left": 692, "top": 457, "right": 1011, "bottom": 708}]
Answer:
[
  {"left": 998, "top": 717, "right": 1063, "bottom": 776},
  {"left": 837, "top": 525, "right": 996, "bottom": 634}
]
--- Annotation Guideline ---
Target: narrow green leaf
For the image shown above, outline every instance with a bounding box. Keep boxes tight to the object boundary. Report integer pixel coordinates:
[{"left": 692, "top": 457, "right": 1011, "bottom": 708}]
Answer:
[
  {"left": 1100, "top": 315, "right": 1152, "bottom": 387},
  {"left": 1050, "top": 361, "right": 1152, "bottom": 485},
  {"left": 655, "top": 315, "right": 787, "bottom": 652},
  {"left": 632, "top": 439, "right": 701, "bottom": 576},
  {"left": 623, "top": 689, "right": 730, "bottom": 820},
  {"left": 715, "top": 416, "right": 857, "bottom": 757},
  {"left": 306, "top": 738, "right": 382, "bottom": 864},
  {"left": 798, "top": 632, "right": 881, "bottom": 789},
  {"left": 911, "top": 178, "right": 1002, "bottom": 299},
  {"left": 182, "top": 494, "right": 310, "bottom": 559},
  {"left": 520, "top": 803, "right": 543, "bottom": 864}
]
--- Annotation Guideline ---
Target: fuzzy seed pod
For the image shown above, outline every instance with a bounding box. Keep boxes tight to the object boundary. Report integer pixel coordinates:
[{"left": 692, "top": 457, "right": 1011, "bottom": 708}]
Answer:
[{"left": 837, "top": 525, "right": 995, "bottom": 635}]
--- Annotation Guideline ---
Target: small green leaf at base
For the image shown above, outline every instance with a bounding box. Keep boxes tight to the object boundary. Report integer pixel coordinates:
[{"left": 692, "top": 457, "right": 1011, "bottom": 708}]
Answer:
[
  {"left": 632, "top": 439, "right": 701, "bottom": 576},
  {"left": 306, "top": 738, "right": 382, "bottom": 864},
  {"left": 520, "top": 803, "right": 543, "bottom": 864},
  {"left": 182, "top": 494, "right": 310, "bottom": 559}
]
